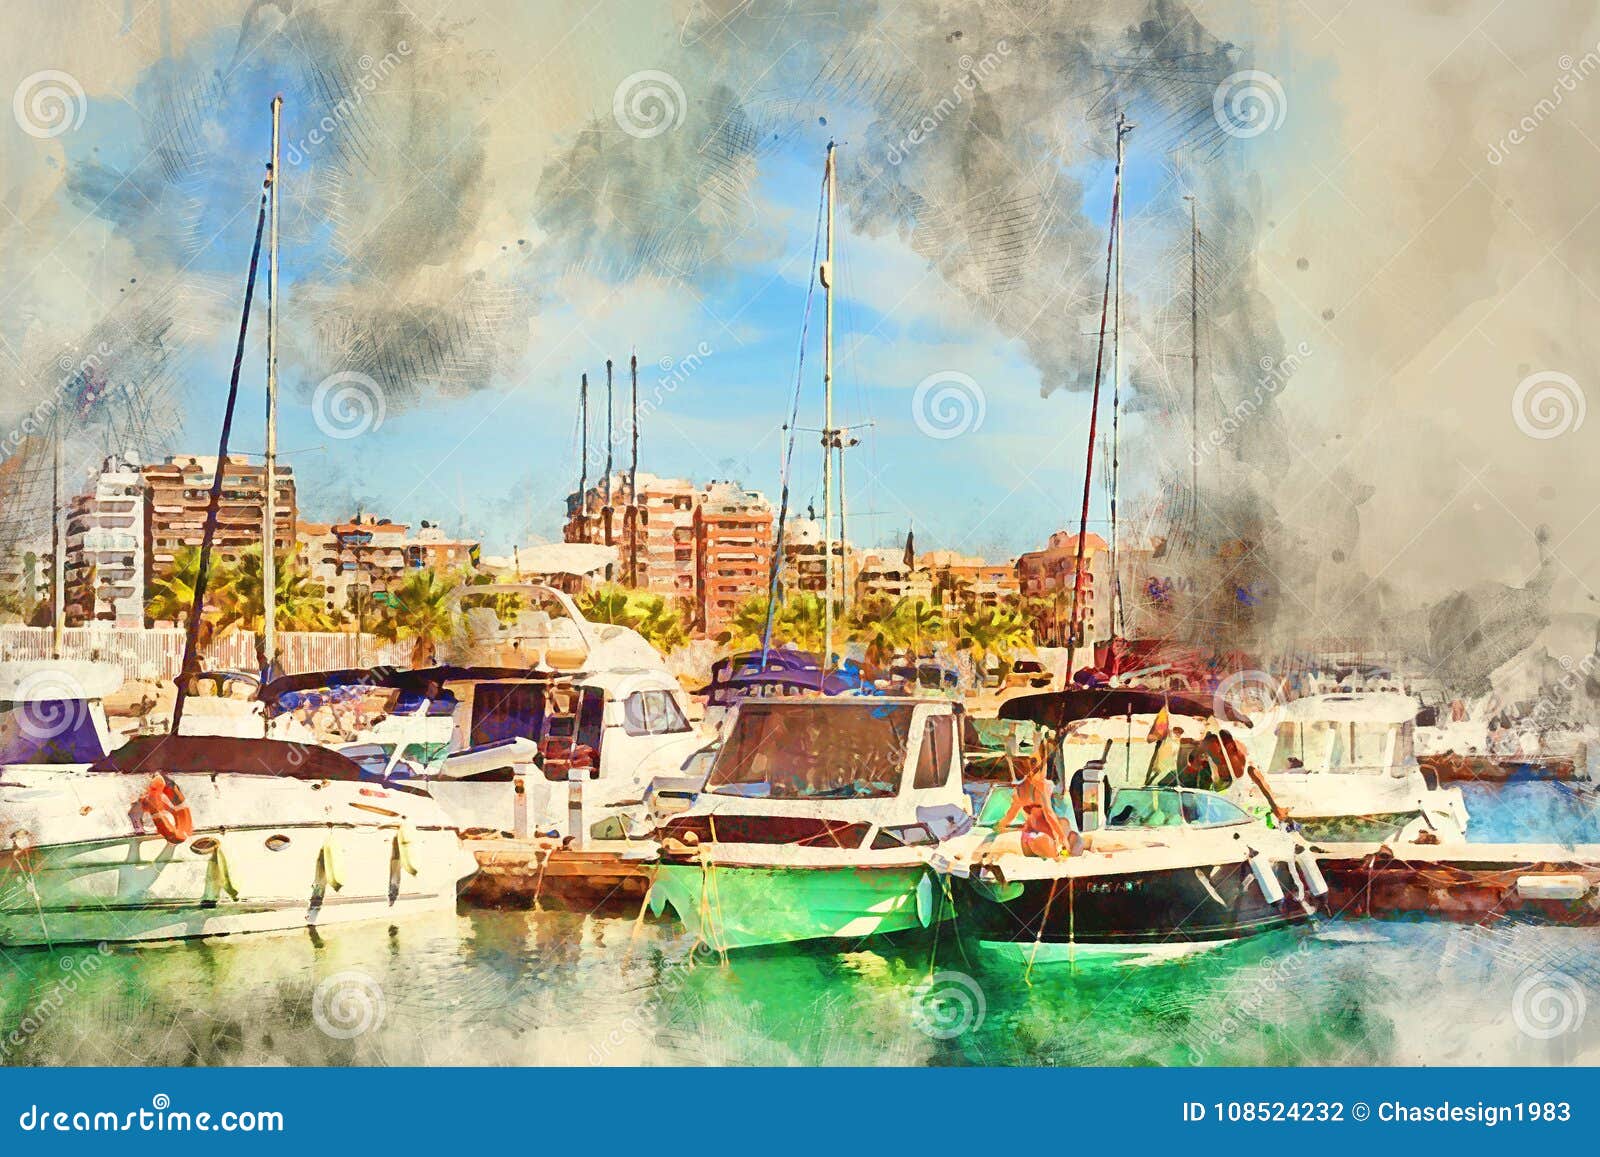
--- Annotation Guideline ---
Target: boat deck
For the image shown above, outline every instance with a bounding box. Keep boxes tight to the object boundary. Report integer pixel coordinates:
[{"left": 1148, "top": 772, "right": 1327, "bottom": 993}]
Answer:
[
  {"left": 461, "top": 837, "right": 657, "bottom": 911},
  {"left": 1315, "top": 840, "right": 1600, "bottom": 924}
]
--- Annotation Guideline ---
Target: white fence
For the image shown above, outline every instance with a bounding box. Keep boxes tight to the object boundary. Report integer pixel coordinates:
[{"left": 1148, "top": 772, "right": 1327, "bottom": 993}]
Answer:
[{"left": 0, "top": 627, "right": 408, "bottom": 680}]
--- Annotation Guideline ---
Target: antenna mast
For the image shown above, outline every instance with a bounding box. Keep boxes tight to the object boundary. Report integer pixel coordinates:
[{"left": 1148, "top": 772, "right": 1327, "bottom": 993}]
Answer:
[
  {"left": 820, "top": 141, "right": 837, "bottom": 669},
  {"left": 629, "top": 352, "right": 640, "bottom": 586},
  {"left": 577, "top": 372, "right": 589, "bottom": 543},
  {"left": 262, "top": 95, "right": 282, "bottom": 678},
  {"left": 602, "top": 358, "right": 614, "bottom": 580}
]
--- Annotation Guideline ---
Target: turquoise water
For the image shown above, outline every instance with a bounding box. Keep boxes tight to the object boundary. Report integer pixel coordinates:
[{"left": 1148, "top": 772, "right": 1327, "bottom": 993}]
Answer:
[{"left": 2, "top": 788, "right": 1598, "bottom": 1068}]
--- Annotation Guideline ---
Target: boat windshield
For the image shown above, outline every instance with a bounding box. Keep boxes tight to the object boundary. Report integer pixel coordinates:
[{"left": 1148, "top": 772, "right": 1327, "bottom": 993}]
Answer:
[
  {"left": 1269, "top": 719, "right": 1409, "bottom": 774},
  {"left": 0, "top": 700, "right": 107, "bottom": 764},
  {"left": 1105, "top": 787, "right": 1252, "bottom": 829},
  {"left": 704, "top": 702, "right": 914, "bottom": 800}
]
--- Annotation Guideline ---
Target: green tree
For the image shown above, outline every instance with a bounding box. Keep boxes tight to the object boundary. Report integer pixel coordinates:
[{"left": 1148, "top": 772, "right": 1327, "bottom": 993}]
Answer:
[
  {"left": 954, "top": 605, "right": 1034, "bottom": 670},
  {"left": 576, "top": 584, "right": 690, "bottom": 654},
  {"left": 374, "top": 566, "right": 462, "bottom": 667},
  {"left": 145, "top": 546, "right": 242, "bottom": 647}
]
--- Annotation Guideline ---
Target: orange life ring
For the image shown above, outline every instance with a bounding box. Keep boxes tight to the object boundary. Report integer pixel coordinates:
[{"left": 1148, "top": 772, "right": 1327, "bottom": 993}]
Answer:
[{"left": 141, "top": 776, "right": 193, "bottom": 844}]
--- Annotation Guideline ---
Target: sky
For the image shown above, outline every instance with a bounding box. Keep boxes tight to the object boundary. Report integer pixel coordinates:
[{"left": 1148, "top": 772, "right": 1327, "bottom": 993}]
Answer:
[{"left": 4, "top": 0, "right": 1600, "bottom": 673}]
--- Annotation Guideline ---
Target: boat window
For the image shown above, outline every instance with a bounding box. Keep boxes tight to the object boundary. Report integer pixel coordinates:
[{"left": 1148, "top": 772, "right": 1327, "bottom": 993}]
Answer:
[
  {"left": 0, "top": 701, "right": 107, "bottom": 764},
  {"left": 871, "top": 824, "right": 937, "bottom": 850},
  {"left": 1105, "top": 788, "right": 1187, "bottom": 828},
  {"left": 913, "top": 714, "right": 956, "bottom": 789},
  {"left": 470, "top": 683, "right": 546, "bottom": 748},
  {"left": 622, "top": 690, "right": 692, "bottom": 736},
  {"left": 1180, "top": 790, "right": 1252, "bottom": 826},
  {"left": 705, "top": 702, "right": 913, "bottom": 800}
]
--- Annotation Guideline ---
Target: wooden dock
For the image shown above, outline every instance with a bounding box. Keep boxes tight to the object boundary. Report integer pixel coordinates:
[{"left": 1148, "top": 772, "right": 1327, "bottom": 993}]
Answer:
[
  {"left": 461, "top": 837, "right": 657, "bottom": 911},
  {"left": 1316, "top": 841, "right": 1600, "bottom": 924}
]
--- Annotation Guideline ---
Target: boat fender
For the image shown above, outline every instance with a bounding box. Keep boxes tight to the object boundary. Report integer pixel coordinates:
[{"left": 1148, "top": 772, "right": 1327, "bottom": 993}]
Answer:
[
  {"left": 1193, "top": 868, "right": 1227, "bottom": 908},
  {"left": 395, "top": 824, "right": 419, "bottom": 876},
  {"left": 1516, "top": 874, "right": 1589, "bottom": 901},
  {"left": 210, "top": 839, "right": 240, "bottom": 900},
  {"left": 1246, "top": 849, "right": 1286, "bottom": 905},
  {"left": 320, "top": 831, "right": 345, "bottom": 891},
  {"left": 140, "top": 776, "right": 193, "bottom": 844},
  {"left": 1294, "top": 846, "right": 1329, "bottom": 898}
]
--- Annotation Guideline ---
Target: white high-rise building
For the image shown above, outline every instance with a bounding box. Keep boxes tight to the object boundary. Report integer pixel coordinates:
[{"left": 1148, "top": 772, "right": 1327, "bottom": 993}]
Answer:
[{"left": 64, "top": 454, "right": 147, "bottom": 626}]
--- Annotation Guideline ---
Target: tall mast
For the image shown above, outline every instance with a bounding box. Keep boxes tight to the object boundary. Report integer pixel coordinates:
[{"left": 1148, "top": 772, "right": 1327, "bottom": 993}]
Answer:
[
  {"left": 1064, "top": 117, "right": 1126, "bottom": 681},
  {"left": 820, "top": 140, "right": 837, "bottom": 669},
  {"left": 629, "top": 352, "right": 640, "bottom": 586},
  {"left": 1186, "top": 192, "right": 1199, "bottom": 530},
  {"left": 1109, "top": 112, "right": 1131, "bottom": 648},
  {"left": 262, "top": 94, "right": 281, "bottom": 677},
  {"left": 577, "top": 372, "right": 589, "bottom": 543},
  {"left": 602, "top": 357, "right": 614, "bottom": 580},
  {"left": 50, "top": 414, "right": 64, "bottom": 659}
]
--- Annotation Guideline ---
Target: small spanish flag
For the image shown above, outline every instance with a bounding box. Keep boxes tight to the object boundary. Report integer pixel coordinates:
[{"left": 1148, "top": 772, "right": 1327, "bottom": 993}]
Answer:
[{"left": 1147, "top": 701, "right": 1171, "bottom": 742}]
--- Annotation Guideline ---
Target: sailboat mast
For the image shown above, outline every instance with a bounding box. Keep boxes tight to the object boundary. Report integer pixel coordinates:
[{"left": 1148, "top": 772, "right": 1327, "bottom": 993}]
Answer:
[
  {"left": 1064, "top": 117, "right": 1126, "bottom": 681},
  {"left": 577, "top": 372, "right": 589, "bottom": 543},
  {"left": 629, "top": 352, "right": 640, "bottom": 586},
  {"left": 1109, "top": 112, "right": 1131, "bottom": 647},
  {"left": 262, "top": 94, "right": 281, "bottom": 676},
  {"left": 1187, "top": 193, "right": 1199, "bottom": 522},
  {"left": 50, "top": 414, "right": 63, "bottom": 659},
  {"left": 821, "top": 140, "right": 836, "bottom": 668},
  {"left": 603, "top": 358, "right": 614, "bottom": 580}
]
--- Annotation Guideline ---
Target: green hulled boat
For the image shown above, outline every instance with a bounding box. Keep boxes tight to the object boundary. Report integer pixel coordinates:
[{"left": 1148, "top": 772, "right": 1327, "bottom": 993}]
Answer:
[{"left": 649, "top": 697, "right": 973, "bottom": 951}]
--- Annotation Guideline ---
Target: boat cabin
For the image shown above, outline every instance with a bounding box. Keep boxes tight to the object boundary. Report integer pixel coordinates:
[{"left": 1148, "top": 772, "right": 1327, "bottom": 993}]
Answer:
[{"left": 1266, "top": 693, "right": 1419, "bottom": 777}]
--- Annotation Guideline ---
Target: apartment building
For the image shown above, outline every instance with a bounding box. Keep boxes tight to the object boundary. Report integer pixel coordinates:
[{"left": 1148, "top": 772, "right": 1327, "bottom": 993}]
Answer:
[
  {"left": 64, "top": 454, "right": 146, "bottom": 626},
  {"left": 565, "top": 471, "right": 697, "bottom": 597},
  {"left": 694, "top": 480, "right": 774, "bottom": 631},
  {"left": 143, "top": 455, "right": 296, "bottom": 600}
]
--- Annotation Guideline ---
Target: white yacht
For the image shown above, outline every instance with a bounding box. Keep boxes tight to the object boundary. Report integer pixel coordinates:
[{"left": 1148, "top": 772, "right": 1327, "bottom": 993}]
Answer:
[
  {"left": 1242, "top": 692, "right": 1469, "bottom": 843},
  {"left": 0, "top": 731, "right": 476, "bottom": 947}
]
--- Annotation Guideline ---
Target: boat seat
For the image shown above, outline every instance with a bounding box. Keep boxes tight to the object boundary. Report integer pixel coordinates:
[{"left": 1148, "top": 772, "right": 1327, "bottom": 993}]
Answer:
[{"left": 916, "top": 803, "right": 974, "bottom": 840}]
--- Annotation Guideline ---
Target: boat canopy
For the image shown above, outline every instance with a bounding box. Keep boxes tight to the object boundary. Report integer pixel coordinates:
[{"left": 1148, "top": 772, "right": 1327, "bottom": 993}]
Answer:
[
  {"left": 91, "top": 734, "right": 366, "bottom": 781},
  {"left": 0, "top": 660, "right": 125, "bottom": 701},
  {"left": 1278, "top": 692, "right": 1419, "bottom": 724},
  {"left": 998, "top": 688, "right": 1249, "bottom": 729},
  {"left": 259, "top": 665, "right": 559, "bottom": 712}
]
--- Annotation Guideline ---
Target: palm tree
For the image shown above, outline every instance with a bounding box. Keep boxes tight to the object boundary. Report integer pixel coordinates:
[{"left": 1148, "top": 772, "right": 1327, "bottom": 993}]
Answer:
[
  {"left": 849, "top": 596, "right": 906, "bottom": 668},
  {"left": 145, "top": 546, "right": 242, "bottom": 647},
  {"left": 898, "top": 597, "right": 946, "bottom": 657},
  {"left": 954, "top": 605, "right": 1035, "bottom": 671},
  {"left": 228, "top": 546, "right": 343, "bottom": 670},
  {"left": 374, "top": 566, "right": 461, "bottom": 667},
  {"left": 716, "top": 593, "right": 778, "bottom": 652},
  {"left": 628, "top": 592, "right": 690, "bottom": 654},
  {"left": 575, "top": 584, "right": 634, "bottom": 627}
]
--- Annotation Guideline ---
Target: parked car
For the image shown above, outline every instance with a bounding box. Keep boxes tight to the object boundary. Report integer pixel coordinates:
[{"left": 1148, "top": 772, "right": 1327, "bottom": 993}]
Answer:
[{"left": 1005, "top": 658, "right": 1052, "bottom": 689}]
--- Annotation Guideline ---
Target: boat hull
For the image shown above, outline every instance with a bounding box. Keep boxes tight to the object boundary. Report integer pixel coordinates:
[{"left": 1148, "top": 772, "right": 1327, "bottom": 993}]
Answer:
[
  {"left": 651, "top": 860, "right": 937, "bottom": 951},
  {"left": 0, "top": 824, "right": 473, "bottom": 946},
  {"left": 958, "top": 857, "right": 1308, "bottom": 962}
]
